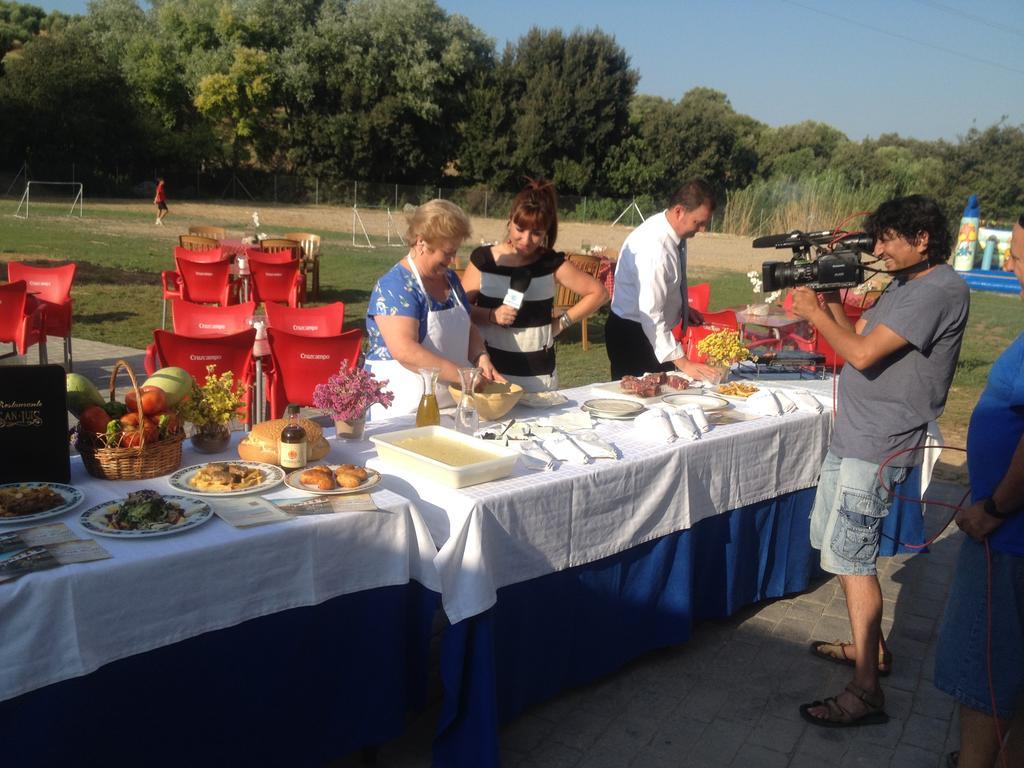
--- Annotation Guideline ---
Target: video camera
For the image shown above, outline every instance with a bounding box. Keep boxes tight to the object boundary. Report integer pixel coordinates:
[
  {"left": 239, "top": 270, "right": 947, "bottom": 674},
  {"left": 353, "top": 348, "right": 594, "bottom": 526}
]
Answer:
[{"left": 754, "top": 230, "right": 875, "bottom": 292}]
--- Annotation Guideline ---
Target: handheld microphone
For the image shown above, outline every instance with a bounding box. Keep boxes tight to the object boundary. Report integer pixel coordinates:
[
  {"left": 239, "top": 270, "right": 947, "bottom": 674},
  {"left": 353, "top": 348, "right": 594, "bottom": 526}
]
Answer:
[{"left": 503, "top": 268, "right": 532, "bottom": 309}]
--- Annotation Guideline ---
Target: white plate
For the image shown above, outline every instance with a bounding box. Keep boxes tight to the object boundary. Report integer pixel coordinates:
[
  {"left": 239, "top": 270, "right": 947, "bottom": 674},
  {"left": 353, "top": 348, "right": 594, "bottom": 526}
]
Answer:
[
  {"left": 661, "top": 392, "right": 730, "bottom": 412},
  {"left": 284, "top": 466, "right": 382, "bottom": 495},
  {"left": 80, "top": 495, "right": 213, "bottom": 539},
  {"left": 168, "top": 461, "right": 285, "bottom": 496},
  {"left": 518, "top": 391, "right": 569, "bottom": 408},
  {"left": 0, "top": 482, "right": 85, "bottom": 525},
  {"left": 581, "top": 398, "right": 646, "bottom": 419}
]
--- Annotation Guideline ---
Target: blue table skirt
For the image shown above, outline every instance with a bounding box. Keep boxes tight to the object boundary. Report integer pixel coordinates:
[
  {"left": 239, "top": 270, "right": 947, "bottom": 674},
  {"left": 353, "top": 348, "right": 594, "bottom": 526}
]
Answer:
[
  {"left": 435, "top": 471, "right": 926, "bottom": 767},
  {"left": 1, "top": 581, "right": 438, "bottom": 768}
]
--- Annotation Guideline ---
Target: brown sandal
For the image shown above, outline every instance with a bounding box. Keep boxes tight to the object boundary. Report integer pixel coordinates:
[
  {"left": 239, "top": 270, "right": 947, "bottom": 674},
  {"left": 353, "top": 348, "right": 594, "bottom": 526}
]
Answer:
[
  {"left": 809, "top": 639, "right": 892, "bottom": 677},
  {"left": 799, "top": 682, "right": 889, "bottom": 728}
]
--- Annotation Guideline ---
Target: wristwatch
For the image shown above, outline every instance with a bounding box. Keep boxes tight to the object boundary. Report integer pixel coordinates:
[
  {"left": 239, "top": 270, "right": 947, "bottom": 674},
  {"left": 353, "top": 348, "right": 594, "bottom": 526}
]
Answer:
[
  {"left": 982, "top": 496, "right": 1012, "bottom": 519},
  {"left": 558, "top": 312, "right": 572, "bottom": 332}
]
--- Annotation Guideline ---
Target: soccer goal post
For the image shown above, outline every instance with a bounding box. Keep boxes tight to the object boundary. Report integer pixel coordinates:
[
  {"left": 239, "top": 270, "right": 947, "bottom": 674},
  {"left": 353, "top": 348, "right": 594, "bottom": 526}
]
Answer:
[{"left": 15, "top": 181, "right": 84, "bottom": 219}]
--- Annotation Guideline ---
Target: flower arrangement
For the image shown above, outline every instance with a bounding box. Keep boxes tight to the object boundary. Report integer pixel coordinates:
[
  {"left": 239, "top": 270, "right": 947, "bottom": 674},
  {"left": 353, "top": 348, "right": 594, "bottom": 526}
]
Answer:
[
  {"left": 697, "top": 329, "right": 755, "bottom": 367},
  {"left": 747, "top": 271, "right": 783, "bottom": 306},
  {"left": 177, "top": 365, "right": 247, "bottom": 430},
  {"left": 312, "top": 362, "right": 394, "bottom": 421}
]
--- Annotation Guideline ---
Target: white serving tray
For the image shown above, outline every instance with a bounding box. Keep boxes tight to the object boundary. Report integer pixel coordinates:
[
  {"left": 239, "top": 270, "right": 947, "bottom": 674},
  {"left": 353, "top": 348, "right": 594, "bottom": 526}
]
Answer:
[{"left": 370, "top": 426, "right": 519, "bottom": 489}]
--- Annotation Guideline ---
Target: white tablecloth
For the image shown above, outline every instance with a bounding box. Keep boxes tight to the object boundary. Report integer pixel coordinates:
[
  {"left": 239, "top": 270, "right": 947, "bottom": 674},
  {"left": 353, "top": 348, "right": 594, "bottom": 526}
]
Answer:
[
  {"left": 0, "top": 435, "right": 440, "bottom": 703},
  {"left": 355, "top": 378, "right": 839, "bottom": 625}
]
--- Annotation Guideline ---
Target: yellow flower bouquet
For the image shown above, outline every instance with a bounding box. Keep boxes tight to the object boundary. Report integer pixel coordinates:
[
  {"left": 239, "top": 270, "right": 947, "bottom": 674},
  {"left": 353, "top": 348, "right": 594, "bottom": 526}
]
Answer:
[{"left": 696, "top": 330, "right": 755, "bottom": 375}]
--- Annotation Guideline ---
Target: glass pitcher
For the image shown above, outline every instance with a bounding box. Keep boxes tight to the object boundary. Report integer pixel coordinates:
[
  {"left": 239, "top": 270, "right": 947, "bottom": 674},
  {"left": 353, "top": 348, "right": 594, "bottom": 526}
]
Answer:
[
  {"left": 454, "top": 367, "right": 481, "bottom": 435},
  {"left": 415, "top": 367, "right": 441, "bottom": 427}
]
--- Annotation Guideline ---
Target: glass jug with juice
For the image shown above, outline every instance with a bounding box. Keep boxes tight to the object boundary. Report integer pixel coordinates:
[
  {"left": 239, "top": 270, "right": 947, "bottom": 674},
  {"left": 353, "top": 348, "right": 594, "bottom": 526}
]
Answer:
[{"left": 415, "top": 367, "right": 441, "bottom": 427}]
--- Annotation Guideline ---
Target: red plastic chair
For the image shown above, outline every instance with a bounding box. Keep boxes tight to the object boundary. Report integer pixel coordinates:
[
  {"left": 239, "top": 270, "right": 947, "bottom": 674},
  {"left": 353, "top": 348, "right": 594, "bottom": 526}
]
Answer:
[
  {"left": 173, "top": 246, "right": 226, "bottom": 263},
  {"left": 780, "top": 293, "right": 864, "bottom": 368},
  {"left": 144, "top": 300, "right": 256, "bottom": 374},
  {"left": 265, "top": 327, "right": 363, "bottom": 419},
  {"left": 161, "top": 250, "right": 236, "bottom": 328},
  {"left": 264, "top": 301, "right": 345, "bottom": 336},
  {"left": 687, "top": 283, "right": 711, "bottom": 312},
  {"left": 249, "top": 259, "right": 305, "bottom": 308},
  {"left": 0, "top": 281, "right": 48, "bottom": 364},
  {"left": 6, "top": 262, "right": 75, "bottom": 369},
  {"left": 151, "top": 329, "right": 257, "bottom": 422},
  {"left": 682, "top": 309, "right": 739, "bottom": 363},
  {"left": 671, "top": 283, "right": 713, "bottom": 342}
]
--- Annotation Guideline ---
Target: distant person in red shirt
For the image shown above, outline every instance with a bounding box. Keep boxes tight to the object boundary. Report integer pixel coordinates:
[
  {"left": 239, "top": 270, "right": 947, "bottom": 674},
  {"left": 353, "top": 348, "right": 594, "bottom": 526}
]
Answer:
[{"left": 154, "top": 178, "right": 168, "bottom": 226}]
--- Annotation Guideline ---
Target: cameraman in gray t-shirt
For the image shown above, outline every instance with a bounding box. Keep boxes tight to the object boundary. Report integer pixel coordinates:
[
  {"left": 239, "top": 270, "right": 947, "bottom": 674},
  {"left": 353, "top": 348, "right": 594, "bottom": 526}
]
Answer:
[{"left": 792, "top": 195, "right": 970, "bottom": 728}]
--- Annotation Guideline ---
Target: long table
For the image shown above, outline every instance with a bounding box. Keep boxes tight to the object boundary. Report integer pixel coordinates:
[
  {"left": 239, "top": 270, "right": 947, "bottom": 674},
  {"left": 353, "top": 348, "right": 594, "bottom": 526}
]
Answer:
[
  {"left": 0, "top": 435, "right": 440, "bottom": 767},
  {"left": 346, "top": 376, "right": 931, "bottom": 766}
]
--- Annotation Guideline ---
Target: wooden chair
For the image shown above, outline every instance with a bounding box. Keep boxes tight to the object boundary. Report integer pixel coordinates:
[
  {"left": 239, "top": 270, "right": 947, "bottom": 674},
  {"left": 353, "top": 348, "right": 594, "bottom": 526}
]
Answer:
[
  {"left": 259, "top": 238, "right": 303, "bottom": 261},
  {"left": 188, "top": 225, "right": 227, "bottom": 240},
  {"left": 552, "top": 252, "right": 603, "bottom": 351},
  {"left": 282, "top": 232, "right": 322, "bottom": 299},
  {"left": 179, "top": 234, "right": 220, "bottom": 251}
]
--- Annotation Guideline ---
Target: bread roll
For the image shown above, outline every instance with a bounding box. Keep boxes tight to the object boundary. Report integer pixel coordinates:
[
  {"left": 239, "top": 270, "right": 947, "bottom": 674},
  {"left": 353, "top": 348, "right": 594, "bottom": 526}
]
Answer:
[{"left": 237, "top": 417, "right": 330, "bottom": 465}]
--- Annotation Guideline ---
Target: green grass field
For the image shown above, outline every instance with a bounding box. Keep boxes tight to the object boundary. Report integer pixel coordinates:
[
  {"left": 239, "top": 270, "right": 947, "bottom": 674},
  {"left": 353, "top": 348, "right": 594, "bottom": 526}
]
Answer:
[{"left": 3, "top": 200, "right": 1022, "bottom": 477}]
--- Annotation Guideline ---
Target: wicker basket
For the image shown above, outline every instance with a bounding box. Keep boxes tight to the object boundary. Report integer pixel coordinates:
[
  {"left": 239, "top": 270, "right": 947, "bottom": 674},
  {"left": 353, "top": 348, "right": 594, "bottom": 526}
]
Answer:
[{"left": 77, "top": 359, "right": 184, "bottom": 480}]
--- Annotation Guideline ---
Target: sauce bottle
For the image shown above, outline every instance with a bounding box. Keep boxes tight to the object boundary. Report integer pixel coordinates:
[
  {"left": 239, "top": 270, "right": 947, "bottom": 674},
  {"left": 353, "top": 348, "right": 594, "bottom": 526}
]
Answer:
[{"left": 279, "top": 404, "right": 308, "bottom": 468}]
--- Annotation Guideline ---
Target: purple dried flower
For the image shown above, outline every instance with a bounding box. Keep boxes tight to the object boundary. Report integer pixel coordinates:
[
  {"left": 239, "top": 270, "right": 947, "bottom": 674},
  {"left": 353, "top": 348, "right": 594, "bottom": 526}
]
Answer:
[{"left": 312, "top": 361, "right": 394, "bottom": 421}]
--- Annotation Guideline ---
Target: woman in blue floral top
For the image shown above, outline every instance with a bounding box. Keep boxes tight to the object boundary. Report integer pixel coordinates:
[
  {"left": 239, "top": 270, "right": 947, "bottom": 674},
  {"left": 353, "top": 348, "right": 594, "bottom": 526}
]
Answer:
[{"left": 365, "top": 199, "right": 504, "bottom": 415}]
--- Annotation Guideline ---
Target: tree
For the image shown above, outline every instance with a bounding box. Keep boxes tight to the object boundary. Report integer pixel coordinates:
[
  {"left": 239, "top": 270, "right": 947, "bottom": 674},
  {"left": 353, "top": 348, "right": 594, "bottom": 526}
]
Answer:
[
  {"left": 459, "top": 27, "right": 637, "bottom": 193},
  {"left": 604, "top": 89, "right": 762, "bottom": 198},
  {"left": 194, "top": 45, "right": 279, "bottom": 166},
  {"left": 942, "top": 123, "right": 1024, "bottom": 222},
  {"left": 756, "top": 121, "right": 849, "bottom": 179},
  {"left": 279, "top": 0, "right": 491, "bottom": 181},
  {"left": 0, "top": 25, "right": 144, "bottom": 169}
]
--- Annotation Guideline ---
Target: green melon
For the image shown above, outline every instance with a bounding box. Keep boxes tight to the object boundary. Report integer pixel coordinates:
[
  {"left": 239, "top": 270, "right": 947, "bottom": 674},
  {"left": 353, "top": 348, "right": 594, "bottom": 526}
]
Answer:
[
  {"left": 66, "top": 373, "right": 105, "bottom": 416},
  {"left": 142, "top": 367, "right": 194, "bottom": 407}
]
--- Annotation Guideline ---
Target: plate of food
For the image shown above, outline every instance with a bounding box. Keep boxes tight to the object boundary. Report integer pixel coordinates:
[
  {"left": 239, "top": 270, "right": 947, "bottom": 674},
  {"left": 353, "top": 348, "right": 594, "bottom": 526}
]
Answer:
[
  {"left": 581, "top": 398, "right": 646, "bottom": 420},
  {"left": 661, "top": 392, "right": 730, "bottom": 411},
  {"left": 79, "top": 491, "right": 213, "bottom": 538},
  {"left": 0, "top": 482, "right": 85, "bottom": 525},
  {"left": 284, "top": 464, "right": 382, "bottom": 495},
  {"left": 715, "top": 382, "right": 761, "bottom": 400},
  {"left": 168, "top": 461, "right": 285, "bottom": 496},
  {"left": 592, "top": 373, "right": 691, "bottom": 404}
]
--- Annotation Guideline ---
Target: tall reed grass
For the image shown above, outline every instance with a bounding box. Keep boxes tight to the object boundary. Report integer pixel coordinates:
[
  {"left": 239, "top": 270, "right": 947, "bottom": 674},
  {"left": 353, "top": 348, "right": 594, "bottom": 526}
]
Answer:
[{"left": 719, "top": 172, "right": 897, "bottom": 236}]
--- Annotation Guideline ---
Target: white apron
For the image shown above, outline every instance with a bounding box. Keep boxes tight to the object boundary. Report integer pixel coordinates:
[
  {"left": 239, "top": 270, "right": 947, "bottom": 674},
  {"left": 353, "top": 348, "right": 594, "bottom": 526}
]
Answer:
[{"left": 367, "top": 256, "right": 471, "bottom": 418}]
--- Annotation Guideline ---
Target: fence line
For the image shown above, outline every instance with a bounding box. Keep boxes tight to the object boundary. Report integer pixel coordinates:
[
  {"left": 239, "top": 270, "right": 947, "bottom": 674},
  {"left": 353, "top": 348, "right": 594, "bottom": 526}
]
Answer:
[{"left": 0, "top": 165, "right": 670, "bottom": 229}]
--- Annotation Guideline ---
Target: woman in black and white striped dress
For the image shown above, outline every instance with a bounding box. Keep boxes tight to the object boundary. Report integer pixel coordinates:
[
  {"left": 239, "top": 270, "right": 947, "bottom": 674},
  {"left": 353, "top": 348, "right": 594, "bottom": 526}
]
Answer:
[{"left": 461, "top": 179, "right": 608, "bottom": 392}]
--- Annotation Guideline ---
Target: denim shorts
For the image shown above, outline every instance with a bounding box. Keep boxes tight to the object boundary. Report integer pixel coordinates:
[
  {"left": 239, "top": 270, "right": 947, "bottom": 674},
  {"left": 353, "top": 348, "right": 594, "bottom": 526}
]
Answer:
[
  {"left": 809, "top": 451, "right": 909, "bottom": 576},
  {"left": 934, "top": 537, "right": 1024, "bottom": 718}
]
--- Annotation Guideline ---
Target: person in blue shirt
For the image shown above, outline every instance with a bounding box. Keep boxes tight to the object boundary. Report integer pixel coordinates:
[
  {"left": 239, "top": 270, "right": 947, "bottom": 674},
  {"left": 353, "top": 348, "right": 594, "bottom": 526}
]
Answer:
[
  {"left": 934, "top": 215, "right": 1024, "bottom": 768},
  {"left": 364, "top": 199, "right": 503, "bottom": 417}
]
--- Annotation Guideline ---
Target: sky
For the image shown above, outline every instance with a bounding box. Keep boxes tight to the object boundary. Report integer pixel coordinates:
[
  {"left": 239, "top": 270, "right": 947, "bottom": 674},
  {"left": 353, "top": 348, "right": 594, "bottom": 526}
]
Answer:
[{"left": 34, "top": 0, "right": 1024, "bottom": 142}]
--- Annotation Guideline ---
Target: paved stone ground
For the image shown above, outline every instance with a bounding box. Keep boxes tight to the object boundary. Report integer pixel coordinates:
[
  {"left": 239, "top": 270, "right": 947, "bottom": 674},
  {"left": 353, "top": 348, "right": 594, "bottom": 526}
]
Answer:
[
  {"left": 4, "top": 339, "right": 965, "bottom": 767},
  {"left": 327, "top": 484, "right": 965, "bottom": 768}
]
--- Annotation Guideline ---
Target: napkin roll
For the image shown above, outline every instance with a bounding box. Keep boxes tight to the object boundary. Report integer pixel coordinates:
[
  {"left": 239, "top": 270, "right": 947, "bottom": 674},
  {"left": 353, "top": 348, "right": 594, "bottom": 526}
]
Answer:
[
  {"left": 747, "top": 389, "right": 784, "bottom": 416},
  {"left": 680, "top": 404, "right": 710, "bottom": 433},
  {"left": 788, "top": 389, "right": 825, "bottom": 413},
  {"left": 634, "top": 409, "right": 676, "bottom": 443}
]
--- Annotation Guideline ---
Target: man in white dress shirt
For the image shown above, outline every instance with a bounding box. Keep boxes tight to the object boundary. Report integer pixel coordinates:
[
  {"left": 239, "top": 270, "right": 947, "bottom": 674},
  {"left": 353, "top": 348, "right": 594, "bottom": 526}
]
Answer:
[{"left": 606, "top": 179, "right": 718, "bottom": 380}]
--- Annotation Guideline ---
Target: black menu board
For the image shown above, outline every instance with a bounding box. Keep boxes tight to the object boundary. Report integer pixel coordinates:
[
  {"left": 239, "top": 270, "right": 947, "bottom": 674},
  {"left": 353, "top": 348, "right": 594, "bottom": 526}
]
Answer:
[{"left": 0, "top": 365, "right": 70, "bottom": 483}]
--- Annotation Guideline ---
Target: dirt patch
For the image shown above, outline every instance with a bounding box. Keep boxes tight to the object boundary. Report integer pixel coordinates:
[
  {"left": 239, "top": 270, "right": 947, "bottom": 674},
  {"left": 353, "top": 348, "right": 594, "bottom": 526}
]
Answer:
[{"left": 68, "top": 199, "right": 765, "bottom": 272}]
